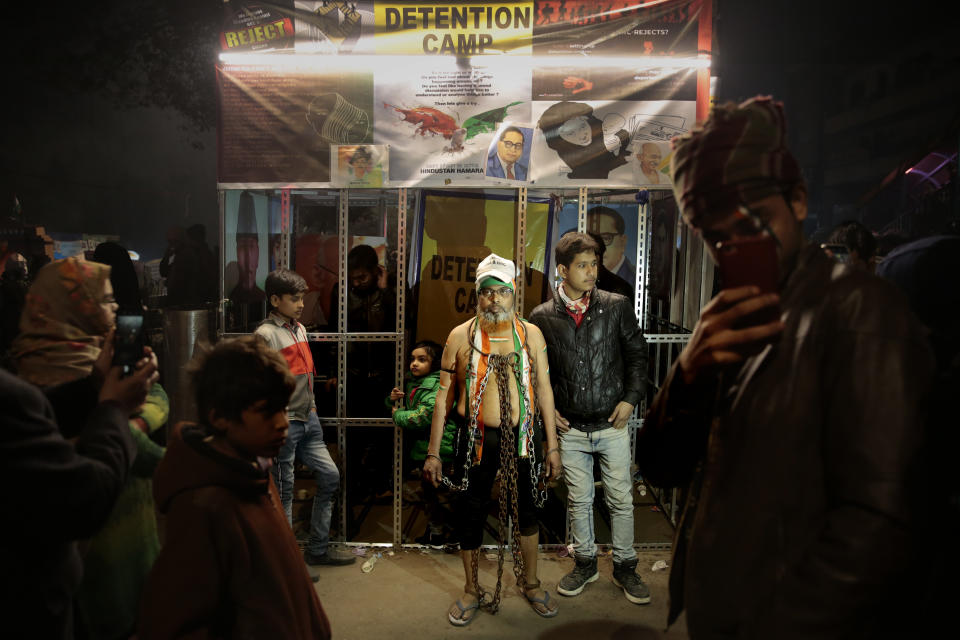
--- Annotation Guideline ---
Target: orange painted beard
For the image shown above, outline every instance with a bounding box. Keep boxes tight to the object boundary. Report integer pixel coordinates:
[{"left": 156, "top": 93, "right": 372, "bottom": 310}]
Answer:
[{"left": 477, "top": 307, "right": 513, "bottom": 334}]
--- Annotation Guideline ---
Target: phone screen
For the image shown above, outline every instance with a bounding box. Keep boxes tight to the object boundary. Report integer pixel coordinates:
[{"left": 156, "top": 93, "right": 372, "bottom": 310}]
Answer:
[
  {"left": 716, "top": 234, "right": 780, "bottom": 293},
  {"left": 113, "top": 314, "right": 145, "bottom": 376},
  {"left": 715, "top": 235, "right": 781, "bottom": 327}
]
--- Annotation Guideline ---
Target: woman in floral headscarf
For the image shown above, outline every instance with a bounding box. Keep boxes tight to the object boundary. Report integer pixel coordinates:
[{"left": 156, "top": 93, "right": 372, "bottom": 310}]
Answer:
[
  {"left": 12, "top": 254, "right": 167, "bottom": 640},
  {"left": 12, "top": 256, "right": 117, "bottom": 391}
]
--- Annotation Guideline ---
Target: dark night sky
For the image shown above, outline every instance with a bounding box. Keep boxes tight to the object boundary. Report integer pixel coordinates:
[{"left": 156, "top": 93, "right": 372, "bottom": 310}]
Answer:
[{"left": 0, "top": 1, "right": 951, "bottom": 261}]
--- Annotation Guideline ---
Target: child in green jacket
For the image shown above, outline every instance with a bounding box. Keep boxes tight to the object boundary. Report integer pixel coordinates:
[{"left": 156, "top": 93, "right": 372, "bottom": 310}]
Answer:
[{"left": 388, "top": 340, "right": 457, "bottom": 548}]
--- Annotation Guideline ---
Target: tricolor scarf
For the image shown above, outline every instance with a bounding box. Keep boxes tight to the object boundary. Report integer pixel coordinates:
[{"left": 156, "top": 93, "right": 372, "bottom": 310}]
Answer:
[{"left": 466, "top": 315, "right": 536, "bottom": 463}]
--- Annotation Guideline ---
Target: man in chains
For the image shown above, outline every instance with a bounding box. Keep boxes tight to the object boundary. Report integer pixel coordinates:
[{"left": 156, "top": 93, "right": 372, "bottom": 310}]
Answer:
[{"left": 423, "top": 253, "right": 563, "bottom": 627}]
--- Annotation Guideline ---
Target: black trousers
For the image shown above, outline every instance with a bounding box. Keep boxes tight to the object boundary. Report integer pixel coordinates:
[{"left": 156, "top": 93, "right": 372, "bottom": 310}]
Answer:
[{"left": 455, "top": 427, "right": 539, "bottom": 550}]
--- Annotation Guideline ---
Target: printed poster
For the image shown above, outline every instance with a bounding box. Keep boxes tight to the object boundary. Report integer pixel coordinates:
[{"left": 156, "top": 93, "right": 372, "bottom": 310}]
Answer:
[
  {"left": 220, "top": 0, "right": 296, "bottom": 52},
  {"left": 374, "top": 56, "right": 531, "bottom": 185},
  {"left": 218, "top": 64, "right": 374, "bottom": 185},
  {"left": 528, "top": 99, "right": 694, "bottom": 187},
  {"left": 531, "top": 0, "right": 699, "bottom": 57},
  {"left": 484, "top": 123, "right": 534, "bottom": 183},
  {"left": 294, "top": 1, "right": 376, "bottom": 54},
  {"left": 547, "top": 199, "right": 642, "bottom": 292},
  {"left": 414, "top": 190, "right": 553, "bottom": 341},
  {"left": 224, "top": 190, "right": 271, "bottom": 304},
  {"left": 332, "top": 144, "right": 389, "bottom": 187}
]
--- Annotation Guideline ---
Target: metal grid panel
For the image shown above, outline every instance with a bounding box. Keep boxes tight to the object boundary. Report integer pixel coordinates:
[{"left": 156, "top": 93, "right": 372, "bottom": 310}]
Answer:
[{"left": 217, "top": 185, "right": 685, "bottom": 550}]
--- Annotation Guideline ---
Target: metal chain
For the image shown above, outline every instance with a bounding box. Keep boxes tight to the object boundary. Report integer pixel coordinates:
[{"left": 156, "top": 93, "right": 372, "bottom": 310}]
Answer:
[
  {"left": 438, "top": 326, "right": 491, "bottom": 492},
  {"left": 473, "top": 352, "right": 526, "bottom": 614},
  {"left": 521, "top": 340, "right": 549, "bottom": 507}
]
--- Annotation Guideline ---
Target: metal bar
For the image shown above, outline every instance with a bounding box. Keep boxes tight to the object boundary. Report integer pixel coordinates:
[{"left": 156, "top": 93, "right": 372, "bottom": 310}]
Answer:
[
  {"left": 217, "top": 190, "right": 225, "bottom": 338},
  {"left": 648, "top": 342, "right": 664, "bottom": 389},
  {"left": 280, "top": 188, "right": 291, "bottom": 269},
  {"left": 339, "top": 189, "right": 348, "bottom": 337},
  {"left": 636, "top": 198, "right": 649, "bottom": 332},
  {"left": 337, "top": 189, "right": 348, "bottom": 542},
  {"left": 644, "top": 334, "right": 692, "bottom": 343},
  {"left": 341, "top": 418, "right": 397, "bottom": 427},
  {"left": 577, "top": 186, "right": 587, "bottom": 232},
  {"left": 304, "top": 334, "right": 346, "bottom": 342},
  {"left": 317, "top": 333, "right": 404, "bottom": 341},
  {"left": 515, "top": 186, "right": 527, "bottom": 310},
  {"left": 393, "top": 187, "right": 408, "bottom": 547},
  {"left": 668, "top": 214, "right": 680, "bottom": 327}
]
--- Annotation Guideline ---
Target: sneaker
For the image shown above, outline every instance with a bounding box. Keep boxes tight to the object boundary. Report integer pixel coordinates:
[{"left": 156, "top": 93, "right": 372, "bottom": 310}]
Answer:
[
  {"left": 557, "top": 555, "right": 599, "bottom": 596},
  {"left": 414, "top": 530, "right": 447, "bottom": 550},
  {"left": 304, "top": 548, "right": 357, "bottom": 566},
  {"left": 612, "top": 558, "right": 651, "bottom": 604}
]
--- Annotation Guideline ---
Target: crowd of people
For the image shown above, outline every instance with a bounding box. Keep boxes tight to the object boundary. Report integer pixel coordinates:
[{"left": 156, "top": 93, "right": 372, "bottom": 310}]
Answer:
[{"left": 1, "top": 93, "right": 957, "bottom": 639}]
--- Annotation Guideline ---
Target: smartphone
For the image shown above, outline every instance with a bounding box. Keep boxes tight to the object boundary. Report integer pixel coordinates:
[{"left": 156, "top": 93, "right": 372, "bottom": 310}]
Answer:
[
  {"left": 715, "top": 234, "right": 780, "bottom": 326},
  {"left": 113, "top": 313, "right": 145, "bottom": 376}
]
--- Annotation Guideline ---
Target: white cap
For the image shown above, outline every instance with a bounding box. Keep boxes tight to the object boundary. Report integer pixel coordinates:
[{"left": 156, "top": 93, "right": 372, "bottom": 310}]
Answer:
[{"left": 475, "top": 253, "right": 516, "bottom": 288}]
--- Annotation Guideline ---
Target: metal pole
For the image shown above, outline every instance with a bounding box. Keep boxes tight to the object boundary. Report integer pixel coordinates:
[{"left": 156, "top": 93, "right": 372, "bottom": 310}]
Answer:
[
  {"left": 393, "top": 188, "right": 407, "bottom": 547},
  {"left": 577, "top": 186, "right": 588, "bottom": 233},
  {"left": 280, "top": 188, "right": 291, "bottom": 269},
  {"left": 515, "top": 186, "right": 527, "bottom": 310},
  {"left": 217, "top": 190, "right": 225, "bottom": 338},
  {"left": 337, "top": 189, "right": 348, "bottom": 542}
]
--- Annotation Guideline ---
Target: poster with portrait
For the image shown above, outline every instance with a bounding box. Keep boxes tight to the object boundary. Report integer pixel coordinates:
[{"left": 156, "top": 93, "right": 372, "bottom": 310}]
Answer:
[
  {"left": 224, "top": 190, "right": 270, "bottom": 324},
  {"left": 267, "top": 194, "right": 284, "bottom": 271},
  {"left": 630, "top": 139, "right": 674, "bottom": 187},
  {"left": 528, "top": 99, "right": 694, "bottom": 187},
  {"left": 332, "top": 144, "right": 389, "bottom": 187},
  {"left": 413, "top": 190, "right": 554, "bottom": 341},
  {"left": 547, "top": 199, "right": 641, "bottom": 292},
  {"left": 484, "top": 123, "right": 533, "bottom": 182},
  {"left": 373, "top": 56, "right": 531, "bottom": 186}
]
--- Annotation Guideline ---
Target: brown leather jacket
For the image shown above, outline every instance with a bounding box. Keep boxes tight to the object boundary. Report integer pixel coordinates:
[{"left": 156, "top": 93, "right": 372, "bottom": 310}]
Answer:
[{"left": 639, "top": 245, "right": 935, "bottom": 639}]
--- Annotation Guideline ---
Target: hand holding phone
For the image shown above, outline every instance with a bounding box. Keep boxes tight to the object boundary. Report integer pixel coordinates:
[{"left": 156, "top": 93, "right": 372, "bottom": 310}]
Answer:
[
  {"left": 676, "top": 235, "right": 785, "bottom": 385},
  {"left": 716, "top": 235, "right": 781, "bottom": 327},
  {"left": 113, "top": 314, "right": 146, "bottom": 377}
]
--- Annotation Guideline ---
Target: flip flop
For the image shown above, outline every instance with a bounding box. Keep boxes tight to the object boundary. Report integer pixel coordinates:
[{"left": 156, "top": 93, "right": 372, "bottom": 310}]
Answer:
[
  {"left": 523, "top": 588, "right": 559, "bottom": 618},
  {"left": 448, "top": 598, "right": 480, "bottom": 627}
]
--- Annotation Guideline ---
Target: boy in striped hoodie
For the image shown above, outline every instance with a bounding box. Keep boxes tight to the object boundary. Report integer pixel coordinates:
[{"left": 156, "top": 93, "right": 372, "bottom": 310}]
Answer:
[{"left": 255, "top": 269, "right": 354, "bottom": 566}]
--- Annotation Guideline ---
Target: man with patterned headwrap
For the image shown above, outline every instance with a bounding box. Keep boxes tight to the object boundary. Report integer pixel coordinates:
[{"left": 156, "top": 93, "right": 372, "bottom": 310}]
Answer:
[
  {"left": 423, "top": 253, "right": 563, "bottom": 627},
  {"left": 638, "top": 96, "right": 935, "bottom": 638}
]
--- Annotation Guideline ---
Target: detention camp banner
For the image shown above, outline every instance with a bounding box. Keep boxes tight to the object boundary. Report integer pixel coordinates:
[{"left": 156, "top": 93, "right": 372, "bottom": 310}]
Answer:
[
  {"left": 217, "top": 0, "right": 712, "bottom": 188},
  {"left": 414, "top": 190, "right": 553, "bottom": 341}
]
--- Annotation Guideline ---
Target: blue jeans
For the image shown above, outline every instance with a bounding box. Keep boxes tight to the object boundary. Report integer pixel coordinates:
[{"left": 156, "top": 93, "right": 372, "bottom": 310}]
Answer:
[
  {"left": 559, "top": 426, "right": 637, "bottom": 564},
  {"left": 275, "top": 411, "right": 340, "bottom": 556}
]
